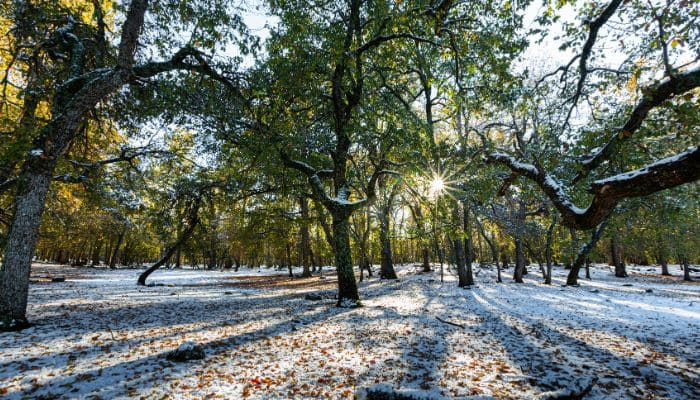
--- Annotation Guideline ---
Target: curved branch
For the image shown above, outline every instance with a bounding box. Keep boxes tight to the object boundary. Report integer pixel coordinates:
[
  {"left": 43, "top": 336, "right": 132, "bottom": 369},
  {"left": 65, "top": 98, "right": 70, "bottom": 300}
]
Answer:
[
  {"left": 488, "top": 147, "right": 700, "bottom": 229},
  {"left": 575, "top": 66, "right": 700, "bottom": 182}
]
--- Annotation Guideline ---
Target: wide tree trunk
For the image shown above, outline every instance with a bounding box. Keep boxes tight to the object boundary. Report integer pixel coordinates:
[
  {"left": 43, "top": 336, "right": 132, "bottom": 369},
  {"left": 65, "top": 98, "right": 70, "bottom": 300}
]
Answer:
[
  {"left": 0, "top": 169, "right": 53, "bottom": 329},
  {"left": 611, "top": 233, "right": 627, "bottom": 277},
  {"left": 332, "top": 215, "right": 360, "bottom": 306}
]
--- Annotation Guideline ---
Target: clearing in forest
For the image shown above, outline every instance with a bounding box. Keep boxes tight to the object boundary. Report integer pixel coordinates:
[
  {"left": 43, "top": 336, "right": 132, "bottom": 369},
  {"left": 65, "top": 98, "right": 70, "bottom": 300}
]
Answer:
[{"left": 0, "top": 263, "right": 698, "bottom": 399}]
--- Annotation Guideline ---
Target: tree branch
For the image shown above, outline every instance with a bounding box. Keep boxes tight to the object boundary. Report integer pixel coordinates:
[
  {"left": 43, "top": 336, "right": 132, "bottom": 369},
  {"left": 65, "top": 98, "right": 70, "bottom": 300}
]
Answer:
[
  {"left": 488, "top": 146, "right": 700, "bottom": 229},
  {"left": 574, "top": 66, "right": 700, "bottom": 183},
  {"left": 117, "top": 0, "right": 148, "bottom": 68}
]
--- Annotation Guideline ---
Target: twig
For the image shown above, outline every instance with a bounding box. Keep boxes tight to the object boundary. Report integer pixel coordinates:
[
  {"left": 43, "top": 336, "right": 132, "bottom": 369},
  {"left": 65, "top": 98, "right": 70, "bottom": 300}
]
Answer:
[{"left": 436, "top": 316, "right": 465, "bottom": 328}]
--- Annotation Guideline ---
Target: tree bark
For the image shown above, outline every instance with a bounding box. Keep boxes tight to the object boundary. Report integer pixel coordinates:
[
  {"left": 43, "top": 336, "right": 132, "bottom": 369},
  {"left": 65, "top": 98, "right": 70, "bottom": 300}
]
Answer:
[
  {"left": 451, "top": 203, "right": 470, "bottom": 287},
  {"left": 332, "top": 215, "right": 360, "bottom": 306},
  {"left": 378, "top": 190, "right": 398, "bottom": 279},
  {"left": 0, "top": 169, "right": 52, "bottom": 329}
]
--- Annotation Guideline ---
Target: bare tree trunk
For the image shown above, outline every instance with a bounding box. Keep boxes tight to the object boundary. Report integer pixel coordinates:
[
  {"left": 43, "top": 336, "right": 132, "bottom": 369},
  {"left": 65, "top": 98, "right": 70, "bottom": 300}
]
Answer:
[
  {"left": 658, "top": 253, "right": 669, "bottom": 276},
  {"left": 379, "top": 205, "right": 397, "bottom": 280},
  {"left": 0, "top": 169, "right": 52, "bottom": 329},
  {"left": 513, "top": 238, "right": 526, "bottom": 283},
  {"left": 91, "top": 240, "right": 102, "bottom": 266}
]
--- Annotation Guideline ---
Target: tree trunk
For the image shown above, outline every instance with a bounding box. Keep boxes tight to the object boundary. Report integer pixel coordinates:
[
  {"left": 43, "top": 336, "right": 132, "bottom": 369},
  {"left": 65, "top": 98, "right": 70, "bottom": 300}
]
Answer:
[
  {"left": 138, "top": 198, "right": 201, "bottom": 286},
  {"left": 379, "top": 206, "right": 397, "bottom": 279},
  {"left": 585, "top": 258, "right": 591, "bottom": 279},
  {"left": 513, "top": 238, "right": 526, "bottom": 283},
  {"left": 567, "top": 219, "right": 609, "bottom": 285},
  {"left": 658, "top": 253, "right": 669, "bottom": 276},
  {"left": 0, "top": 169, "right": 53, "bottom": 329},
  {"left": 611, "top": 232, "right": 626, "bottom": 278},
  {"left": 110, "top": 228, "right": 126, "bottom": 269},
  {"left": 545, "top": 219, "right": 556, "bottom": 284},
  {"left": 332, "top": 215, "right": 360, "bottom": 306},
  {"left": 299, "top": 197, "right": 312, "bottom": 278},
  {"left": 451, "top": 203, "right": 469, "bottom": 287},
  {"left": 682, "top": 257, "right": 692, "bottom": 281},
  {"left": 286, "top": 242, "right": 293, "bottom": 278},
  {"left": 91, "top": 240, "right": 102, "bottom": 266},
  {"left": 462, "top": 204, "right": 474, "bottom": 286}
]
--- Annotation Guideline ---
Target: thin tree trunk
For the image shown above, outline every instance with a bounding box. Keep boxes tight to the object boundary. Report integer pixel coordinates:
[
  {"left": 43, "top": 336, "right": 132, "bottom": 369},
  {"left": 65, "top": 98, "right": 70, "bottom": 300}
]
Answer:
[
  {"left": 138, "top": 198, "right": 201, "bottom": 286},
  {"left": 545, "top": 218, "right": 556, "bottom": 284},
  {"left": 109, "top": 228, "right": 126, "bottom": 269},
  {"left": 379, "top": 206, "right": 397, "bottom": 279},
  {"left": 513, "top": 238, "right": 526, "bottom": 283},
  {"left": 91, "top": 240, "right": 102, "bottom": 266},
  {"left": 462, "top": 204, "right": 474, "bottom": 286},
  {"left": 452, "top": 203, "right": 469, "bottom": 287},
  {"left": 300, "top": 197, "right": 312, "bottom": 277}
]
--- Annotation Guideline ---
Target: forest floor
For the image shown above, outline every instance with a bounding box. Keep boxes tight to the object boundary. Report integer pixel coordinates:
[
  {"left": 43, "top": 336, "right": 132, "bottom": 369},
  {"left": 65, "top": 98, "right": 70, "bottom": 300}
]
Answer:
[{"left": 0, "top": 262, "right": 698, "bottom": 399}]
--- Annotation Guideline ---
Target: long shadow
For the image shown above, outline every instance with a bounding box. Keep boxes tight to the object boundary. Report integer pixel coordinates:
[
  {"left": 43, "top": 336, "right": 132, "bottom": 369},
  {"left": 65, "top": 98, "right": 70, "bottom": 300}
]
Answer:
[
  {"left": 0, "top": 281, "right": 340, "bottom": 372},
  {"left": 2, "top": 297, "right": 355, "bottom": 399},
  {"left": 462, "top": 288, "right": 699, "bottom": 399}
]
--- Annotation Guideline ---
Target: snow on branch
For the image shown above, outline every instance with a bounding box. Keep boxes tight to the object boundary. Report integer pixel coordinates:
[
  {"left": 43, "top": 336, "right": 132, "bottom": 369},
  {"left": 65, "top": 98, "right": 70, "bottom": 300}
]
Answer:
[
  {"left": 574, "top": 66, "right": 700, "bottom": 183},
  {"left": 488, "top": 147, "right": 700, "bottom": 229}
]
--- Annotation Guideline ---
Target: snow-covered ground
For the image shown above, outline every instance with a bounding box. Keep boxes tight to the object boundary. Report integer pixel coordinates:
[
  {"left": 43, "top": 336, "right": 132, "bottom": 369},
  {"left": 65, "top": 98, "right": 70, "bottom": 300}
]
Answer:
[{"left": 1, "top": 263, "right": 698, "bottom": 399}]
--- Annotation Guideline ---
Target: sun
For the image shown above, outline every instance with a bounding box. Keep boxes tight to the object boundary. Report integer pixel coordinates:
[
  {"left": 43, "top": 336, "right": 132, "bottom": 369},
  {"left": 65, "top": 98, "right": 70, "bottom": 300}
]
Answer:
[{"left": 429, "top": 175, "right": 446, "bottom": 198}]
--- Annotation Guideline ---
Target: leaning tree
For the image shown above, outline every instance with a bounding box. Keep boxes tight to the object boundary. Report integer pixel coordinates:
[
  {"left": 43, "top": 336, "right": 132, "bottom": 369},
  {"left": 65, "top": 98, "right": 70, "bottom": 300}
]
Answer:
[{"left": 0, "top": 0, "right": 249, "bottom": 330}]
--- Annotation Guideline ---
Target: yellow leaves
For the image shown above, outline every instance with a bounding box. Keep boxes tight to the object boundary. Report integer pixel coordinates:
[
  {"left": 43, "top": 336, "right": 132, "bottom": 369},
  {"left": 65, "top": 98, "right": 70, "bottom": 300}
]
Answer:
[{"left": 626, "top": 73, "right": 637, "bottom": 94}]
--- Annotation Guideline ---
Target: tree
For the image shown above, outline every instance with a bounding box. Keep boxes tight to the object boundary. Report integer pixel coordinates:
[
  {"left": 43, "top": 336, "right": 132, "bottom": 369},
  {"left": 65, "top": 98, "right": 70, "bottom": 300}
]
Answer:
[
  {"left": 485, "top": 0, "right": 700, "bottom": 229},
  {"left": 0, "top": 0, "right": 247, "bottom": 330}
]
